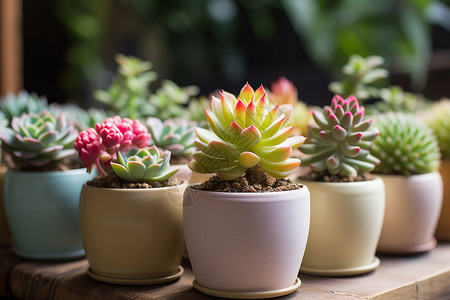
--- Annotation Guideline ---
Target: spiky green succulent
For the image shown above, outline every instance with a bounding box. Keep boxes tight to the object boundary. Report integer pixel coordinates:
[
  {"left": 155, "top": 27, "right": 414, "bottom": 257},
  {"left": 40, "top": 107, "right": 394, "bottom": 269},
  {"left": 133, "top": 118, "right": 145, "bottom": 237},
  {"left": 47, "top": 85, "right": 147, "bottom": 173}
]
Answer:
[
  {"left": 300, "top": 95, "right": 380, "bottom": 178},
  {"left": 328, "top": 55, "right": 388, "bottom": 104},
  {"left": 424, "top": 99, "right": 450, "bottom": 159},
  {"left": 0, "top": 91, "right": 49, "bottom": 123},
  {"left": 110, "top": 146, "right": 178, "bottom": 182},
  {"left": 371, "top": 112, "right": 440, "bottom": 176},
  {"left": 0, "top": 110, "right": 78, "bottom": 170},
  {"left": 189, "top": 82, "right": 306, "bottom": 180},
  {"left": 146, "top": 117, "right": 196, "bottom": 158}
]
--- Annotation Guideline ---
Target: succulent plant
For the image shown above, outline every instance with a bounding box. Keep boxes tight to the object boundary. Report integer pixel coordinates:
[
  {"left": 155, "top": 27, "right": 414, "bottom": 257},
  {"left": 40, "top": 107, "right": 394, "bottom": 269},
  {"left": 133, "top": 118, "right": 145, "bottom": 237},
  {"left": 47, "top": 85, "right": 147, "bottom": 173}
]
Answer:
[
  {"left": 74, "top": 115, "right": 152, "bottom": 177},
  {"left": 189, "top": 82, "right": 306, "bottom": 180},
  {"left": 0, "top": 91, "right": 49, "bottom": 123},
  {"left": 300, "top": 95, "right": 380, "bottom": 178},
  {"left": 111, "top": 146, "right": 178, "bottom": 182},
  {"left": 0, "top": 110, "right": 78, "bottom": 170},
  {"left": 94, "top": 54, "right": 158, "bottom": 120},
  {"left": 366, "top": 86, "right": 429, "bottom": 115},
  {"left": 328, "top": 55, "right": 388, "bottom": 103},
  {"left": 146, "top": 117, "right": 196, "bottom": 158},
  {"left": 370, "top": 112, "right": 440, "bottom": 176},
  {"left": 270, "top": 76, "right": 298, "bottom": 106},
  {"left": 424, "top": 99, "right": 450, "bottom": 160}
]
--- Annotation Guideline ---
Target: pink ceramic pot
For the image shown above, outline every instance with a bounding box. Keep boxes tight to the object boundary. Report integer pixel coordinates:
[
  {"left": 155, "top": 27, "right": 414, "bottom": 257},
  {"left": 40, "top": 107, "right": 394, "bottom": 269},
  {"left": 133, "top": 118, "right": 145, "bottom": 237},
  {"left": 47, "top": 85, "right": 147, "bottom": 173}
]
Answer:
[{"left": 183, "top": 185, "right": 310, "bottom": 297}]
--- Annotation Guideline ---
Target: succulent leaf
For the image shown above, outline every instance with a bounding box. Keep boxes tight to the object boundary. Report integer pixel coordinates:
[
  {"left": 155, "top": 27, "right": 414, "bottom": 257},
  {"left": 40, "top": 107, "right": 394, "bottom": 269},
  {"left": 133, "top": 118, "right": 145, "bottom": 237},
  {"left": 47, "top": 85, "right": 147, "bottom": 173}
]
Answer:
[
  {"left": 423, "top": 99, "right": 450, "bottom": 160},
  {"left": 300, "top": 95, "right": 379, "bottom": 178}
]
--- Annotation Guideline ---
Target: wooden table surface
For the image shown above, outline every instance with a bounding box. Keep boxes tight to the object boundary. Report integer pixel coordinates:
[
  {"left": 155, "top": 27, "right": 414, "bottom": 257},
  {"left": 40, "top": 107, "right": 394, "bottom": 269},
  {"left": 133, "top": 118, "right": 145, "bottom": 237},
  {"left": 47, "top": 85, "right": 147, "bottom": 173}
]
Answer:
[{"left": 3, "top": 243, "right": 450, "bottom": 299}]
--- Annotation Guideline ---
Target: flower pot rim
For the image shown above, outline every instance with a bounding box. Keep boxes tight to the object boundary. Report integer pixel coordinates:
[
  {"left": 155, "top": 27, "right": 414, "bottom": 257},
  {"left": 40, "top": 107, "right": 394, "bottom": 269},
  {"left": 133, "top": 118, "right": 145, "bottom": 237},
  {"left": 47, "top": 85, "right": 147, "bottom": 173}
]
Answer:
[
  {"left": 82, "top": 180, "right": 188, "bottom": 192},
  {"left": 185, "top": 183, "right": 307, "bottom": 197},
  {"left": 375, "top": 171, "right": 440, "bottom": 179},
  {"left": 6, "top": 167, "right": 89, "bottom": 176}
]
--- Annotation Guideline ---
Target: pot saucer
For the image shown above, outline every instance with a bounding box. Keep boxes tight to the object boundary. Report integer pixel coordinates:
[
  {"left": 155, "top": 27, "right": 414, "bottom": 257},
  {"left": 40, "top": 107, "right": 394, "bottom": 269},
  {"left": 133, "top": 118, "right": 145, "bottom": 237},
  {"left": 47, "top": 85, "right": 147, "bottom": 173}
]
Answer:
[
  {"left": 300, "top": 257, "right": 380, "bottom": 277},
  {"left": 377, "top": 238, "right": 437, "bottom": 255},
  {"left": 87, "top": 265, "right": 184, "bottom": 285},
  {"left": 193, "top": 277, "right": 301, "bottom": 299},
  {"left": 12, "top": 247, "right": 85, "bottom": 261}
]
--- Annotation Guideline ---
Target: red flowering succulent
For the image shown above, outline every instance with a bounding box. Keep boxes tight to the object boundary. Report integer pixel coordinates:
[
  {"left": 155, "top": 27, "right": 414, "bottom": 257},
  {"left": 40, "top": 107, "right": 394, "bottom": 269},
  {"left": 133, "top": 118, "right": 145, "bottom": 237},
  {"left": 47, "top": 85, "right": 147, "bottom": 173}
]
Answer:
[{"left": 74, "top": 116, "right": 151, "bottom": 177}]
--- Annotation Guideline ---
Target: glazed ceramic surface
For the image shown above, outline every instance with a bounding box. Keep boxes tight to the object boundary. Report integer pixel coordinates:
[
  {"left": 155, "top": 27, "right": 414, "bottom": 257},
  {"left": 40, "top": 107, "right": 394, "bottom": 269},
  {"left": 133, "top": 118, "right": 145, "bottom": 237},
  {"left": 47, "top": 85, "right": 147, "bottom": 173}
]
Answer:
[
  {"left": 168, "top": 164, "right": 213, "bottom": 184},
  {"left": 377, "top": 172, "right": 443, "bottom": 254},
  {"left": 435, "top": 160, "right": 450, "bottom": 241},
  {"left": 80, "top": 182, "right": 186, "bottom": 283},
  {"left": 183, "top": 185, "right": 310, "bottom": 293},
  {"left": 4, "top": 168, "right": 94, "bottom": 260},
  {"left": 299, "top": 177, "right": 385, "bottom": 275}
]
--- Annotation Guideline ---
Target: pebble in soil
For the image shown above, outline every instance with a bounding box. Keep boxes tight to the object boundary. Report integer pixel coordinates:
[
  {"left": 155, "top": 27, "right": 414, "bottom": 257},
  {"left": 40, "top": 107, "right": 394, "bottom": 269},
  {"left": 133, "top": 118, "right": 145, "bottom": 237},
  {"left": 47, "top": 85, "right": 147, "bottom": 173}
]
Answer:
[
  {"left": 298, "top": 170, "right": 374, "bottom": 182},
  {"left": 87, "top": 173, "right": 182, "bottom": 189}
]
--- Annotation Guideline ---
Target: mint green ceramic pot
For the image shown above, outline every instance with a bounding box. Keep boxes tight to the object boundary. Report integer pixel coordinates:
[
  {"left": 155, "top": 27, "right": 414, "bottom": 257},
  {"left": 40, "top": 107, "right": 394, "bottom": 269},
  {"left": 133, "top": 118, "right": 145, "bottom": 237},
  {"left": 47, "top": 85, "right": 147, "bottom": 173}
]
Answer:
[{"left": 4, "top": 168, "right": 95, "bottom": 261}]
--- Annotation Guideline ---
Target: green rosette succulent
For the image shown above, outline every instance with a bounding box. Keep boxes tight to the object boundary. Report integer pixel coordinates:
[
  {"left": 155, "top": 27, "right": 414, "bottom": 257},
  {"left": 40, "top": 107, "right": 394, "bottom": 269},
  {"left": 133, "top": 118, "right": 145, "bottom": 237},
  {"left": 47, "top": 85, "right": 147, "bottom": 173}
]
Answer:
[
  {"left": 371, "top": 112, "right": 440, "bottom": 176},
  {"left": 367, "top": 86, "right": 429, "bottom": 115},
  {"left": 146, "top": 117, "right": 196, "bottom": 158},
  {"left": 110, "top": 146, "right": 178, "bottom": 182},
  {"left": 300, "top": 95, "right": 380, "bottom": 178},
  {"left": 0, "top": 110, "right": 78, "bottom": 170},
  {"left": 0, "top": 91, "right": 49, "bottom": 123},
  {"left": 189, "top": 82, "right": 306, "bottom": 180},
  {"left": 424, "top": 99, "right": 450, "bottom": 160},
  {"left": 328, "top": 55, "right": 388, "bottom": 103}
]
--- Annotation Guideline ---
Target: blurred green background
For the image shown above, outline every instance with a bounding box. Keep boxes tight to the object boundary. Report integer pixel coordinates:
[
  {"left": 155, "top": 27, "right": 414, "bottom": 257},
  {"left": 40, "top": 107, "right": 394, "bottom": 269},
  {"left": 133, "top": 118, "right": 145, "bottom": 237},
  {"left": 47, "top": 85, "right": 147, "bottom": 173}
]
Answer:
[{"left": 22, "top": 0, "right": 450, "bottom": 107}]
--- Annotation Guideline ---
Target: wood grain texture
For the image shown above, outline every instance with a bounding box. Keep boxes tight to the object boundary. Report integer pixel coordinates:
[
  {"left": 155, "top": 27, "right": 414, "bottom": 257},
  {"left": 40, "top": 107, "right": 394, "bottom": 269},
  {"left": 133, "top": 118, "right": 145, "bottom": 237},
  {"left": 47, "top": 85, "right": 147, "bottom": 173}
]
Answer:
[{"left": 4, "top": 244, "right": 450, "bottom": 299}]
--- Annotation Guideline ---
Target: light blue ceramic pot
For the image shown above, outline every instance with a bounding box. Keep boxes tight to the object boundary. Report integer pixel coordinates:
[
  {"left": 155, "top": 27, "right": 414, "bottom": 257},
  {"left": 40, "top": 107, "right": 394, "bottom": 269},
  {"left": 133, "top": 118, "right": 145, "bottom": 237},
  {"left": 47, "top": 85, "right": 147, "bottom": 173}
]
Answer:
[{"left": 4, "top": 168, "right": 95, "bottom": 261}]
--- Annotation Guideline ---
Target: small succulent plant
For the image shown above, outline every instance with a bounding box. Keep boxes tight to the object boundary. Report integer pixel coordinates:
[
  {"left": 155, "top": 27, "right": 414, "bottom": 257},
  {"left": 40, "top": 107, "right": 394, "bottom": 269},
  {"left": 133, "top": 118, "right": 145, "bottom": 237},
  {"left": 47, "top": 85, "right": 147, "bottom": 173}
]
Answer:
[
  {"left": 367, "top": 86, "right": 429, "bottom": 115},
  {"left": 94, "top": 54, "right": 158, "bottom": 120},
  {"left": 270, "top": 76, "right": 298, "bottom": 106},
  {"left": 370, "top": 112, "right": 441, "bottom": 176},
  {"left": 74, "top": 115, "right": 152, "bottom": 178},
  {"left": 423, "top": 99, "right": 450, "bottom": 160},
  {"left": 0, "top": 110, "right": 78, "bottom": 170},
  {"left": 189, "top": 82, "right": 306, "bottom": 180},
  {"left": 328, "top": 55, "right": 388, "bottom": 103},
  {"left": 111, "top": 146, "right": 178, "bottom": 182},
  {"left": 146, "top": 117, "right": 196, "bottom": 158},
  {"left": 300, "top": 95, "right": 380, "bottom": 178},
  {"left": 0, "top": 91, "right": 49, "bottom": 123}
]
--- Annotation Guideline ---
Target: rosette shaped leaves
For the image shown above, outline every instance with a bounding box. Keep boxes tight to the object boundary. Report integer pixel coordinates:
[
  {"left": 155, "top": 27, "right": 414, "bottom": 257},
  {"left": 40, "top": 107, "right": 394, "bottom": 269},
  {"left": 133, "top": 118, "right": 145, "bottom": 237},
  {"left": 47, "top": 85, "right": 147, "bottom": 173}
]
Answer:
[
  {"left": 300, "top": 95, "right": 380, "bottom": 178},
  {"left": 189, "top": 82, "right": 306, "bottom": 180},
  {"left": 0, "top": 110, "right": 77, "bottom": 169},
  {"left": 371, "top": 112, "right": 440, "bottom": 176},
  {"left": 0, "top": 91, "right": 48, "bottom": 123},
  {"left": 146, "top": 117, "right": 196, "bottom": 158},
  {"left": 424, "top": 99, "right": 450, "bottom": 159},
  {"left": 111, "top": 146, "right": 178, "bottom": 182}
]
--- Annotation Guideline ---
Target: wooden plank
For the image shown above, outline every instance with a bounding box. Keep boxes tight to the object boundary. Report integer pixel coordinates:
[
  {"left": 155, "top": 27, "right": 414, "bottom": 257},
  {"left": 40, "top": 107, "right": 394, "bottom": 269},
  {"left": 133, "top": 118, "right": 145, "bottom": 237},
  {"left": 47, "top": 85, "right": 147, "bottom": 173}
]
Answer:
[
  {"left": 0, "top": 0, "right": 22, "bottom": 95},
  {"left": 5, "top": 244, "right": 450, "bottom": 299}
]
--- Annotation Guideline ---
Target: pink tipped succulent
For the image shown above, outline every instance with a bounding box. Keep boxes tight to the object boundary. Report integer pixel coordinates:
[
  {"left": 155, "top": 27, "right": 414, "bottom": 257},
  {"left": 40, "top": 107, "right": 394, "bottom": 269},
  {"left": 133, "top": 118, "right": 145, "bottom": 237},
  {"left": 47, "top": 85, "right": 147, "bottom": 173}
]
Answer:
[
  {"left": 74, "top": 116, "right": 151, "bottom": 177},
  {"left": 189, "top": 82, "right": 306, "bottom": 180},
  {"left": 270, "top": 76, "right": 298, "bottom": 106},
  {"left": 300, "top": 95, "right": 380, "bottom": 178}
]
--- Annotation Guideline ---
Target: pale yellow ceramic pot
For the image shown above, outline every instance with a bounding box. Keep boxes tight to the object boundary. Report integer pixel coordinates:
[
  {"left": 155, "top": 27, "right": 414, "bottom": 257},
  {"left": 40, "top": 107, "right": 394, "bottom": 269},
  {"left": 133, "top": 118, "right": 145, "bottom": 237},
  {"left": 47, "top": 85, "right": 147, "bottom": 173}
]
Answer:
[
  {"left": 0, "top": 167, "right": 12, "bottom": 247},
  {"left": 435, "top": 160, "right": 450, "bottom": 241},
  {"left": 298, "top": 177, "right": 385, "bottom": 276},
  {"left": 377, "top": 172, "right": 443, "bottom": 254},
  {"left": 79, "top": 182, "right": 187, "bottom": 285}
]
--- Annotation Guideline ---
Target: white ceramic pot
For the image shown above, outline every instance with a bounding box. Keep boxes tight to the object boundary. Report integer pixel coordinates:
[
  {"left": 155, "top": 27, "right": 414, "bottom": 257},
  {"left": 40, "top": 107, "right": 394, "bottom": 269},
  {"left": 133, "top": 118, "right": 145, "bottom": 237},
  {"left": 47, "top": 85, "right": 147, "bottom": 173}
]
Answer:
[
  {"left": 298, "top": 177, "right": 385, "bottom": 276},
  {"left": 80, "top": 182, "right": 187, "bottom": 285},
  {"left": 168, "top": 164, "right": 214, "bottom": 184},
  {"left": 183, "top": 185, "right": 310, "bottom": 299},
  {"left": 377, "top": 172, "right": 443, "bottom": 254},
  {"left": 435, "top": 160, "right": 450, "bottom": 241}
]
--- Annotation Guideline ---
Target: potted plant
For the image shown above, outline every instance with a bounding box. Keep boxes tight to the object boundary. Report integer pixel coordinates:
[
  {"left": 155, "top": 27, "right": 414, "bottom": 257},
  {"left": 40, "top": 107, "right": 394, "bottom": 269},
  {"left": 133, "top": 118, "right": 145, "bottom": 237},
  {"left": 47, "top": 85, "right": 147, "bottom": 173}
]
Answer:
[
  {"left": 0, "top": 109, "right": 95, "bottom": 261},
  {"left": 184, "top": 83, "right": 310, "bottom": 298},
  {"left": 424, "top": 99, "right": 450, "bottom": 240},
  {"left": 371, "top": 112, "right": 442, "bottom": 254},
  {"left": 297, "top": 95, "right": 384, "bottom": 276},
  {"left": 76, "top": 115, "right": 187, "bottom": 285}
]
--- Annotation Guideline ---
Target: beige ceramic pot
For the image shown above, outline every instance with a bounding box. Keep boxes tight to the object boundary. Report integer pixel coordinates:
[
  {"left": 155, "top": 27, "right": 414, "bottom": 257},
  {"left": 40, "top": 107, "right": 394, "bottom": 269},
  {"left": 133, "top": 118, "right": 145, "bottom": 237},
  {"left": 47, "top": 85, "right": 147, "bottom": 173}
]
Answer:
[
  {"left": 435, "top": 160, "right": 450, "bottom": 241},
  {"left": 377, "top": 172, "right": 443, "bottom": 254},
  {"left": 183, "top": 185, "right": 310, "bottom": 299},
  {"left": 168, "top": 164, "right": 213, "bottom": 184},
  {"left": 79, "top": 182, "right": 187, "bottom": 285},
  {"left": 298, "top": 177, "right": 385, "bottom": 276},
  {"left": 0, "top": 167, "right": 12, "bottom": 247}
]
